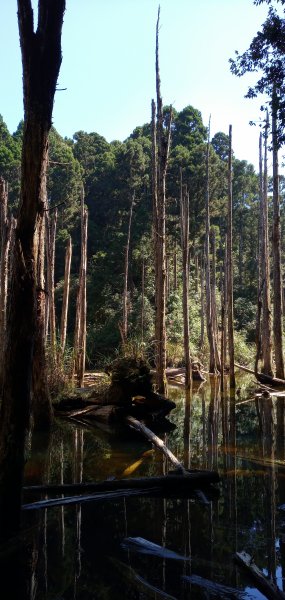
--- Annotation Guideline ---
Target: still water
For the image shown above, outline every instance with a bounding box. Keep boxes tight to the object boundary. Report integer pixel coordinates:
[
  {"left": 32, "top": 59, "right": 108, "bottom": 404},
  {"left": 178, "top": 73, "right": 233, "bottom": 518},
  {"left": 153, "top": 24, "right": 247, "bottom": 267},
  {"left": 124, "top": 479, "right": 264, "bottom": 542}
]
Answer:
[{"left": 9, "top": 376, "right": 285, "bottom": 598}]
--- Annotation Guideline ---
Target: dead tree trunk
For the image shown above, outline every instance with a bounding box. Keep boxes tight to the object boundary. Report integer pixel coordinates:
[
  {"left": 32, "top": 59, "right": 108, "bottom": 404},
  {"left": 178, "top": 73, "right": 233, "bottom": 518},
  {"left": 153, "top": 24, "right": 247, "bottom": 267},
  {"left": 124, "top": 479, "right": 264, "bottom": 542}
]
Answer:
[
  {"left": 0, "top": 179, "right": 11, "bottom": 378},
  {"left": 210, "top": 227, "right": 221, "bottom": 371},
  {"left": 261, "top": 115, "right": 273, "bottom": 376},
  {"left": 200, "top": 257, "right": 205, "bottom": 350},
  {"left": 205, "top": 117, "right": 219, "bottom": 373},
  {"left": 272, "top": 90, "right": 285, "bottom": 379},
  {"left": 141, "top": 256, "right": 145, "bottom": 343},
  {"left": 60, "top": 236, "right": 72, "bottom": 354},
  {"left": 227, "top": 125, "right": 235, "bottom": 387},
  {"left": 180, "top": 174, "right": 191, "bottom": 388},
  {"left": 152, "top": 7, "right": 172, "bottom": 394},
  {"left": 74, "top": 188, "right": 88, "bottom": 387},
  {"left": 0, "top": 0, "right": 65, "bottom": 540},
  {"left": 32, "top": 195, "right": 53, "bottom": 429},
  {"left": 122, "top": 193, "right": 135, "bottom": 344},
  {"left": 46, "top": 208, "right": 58, "bottom": 360}
]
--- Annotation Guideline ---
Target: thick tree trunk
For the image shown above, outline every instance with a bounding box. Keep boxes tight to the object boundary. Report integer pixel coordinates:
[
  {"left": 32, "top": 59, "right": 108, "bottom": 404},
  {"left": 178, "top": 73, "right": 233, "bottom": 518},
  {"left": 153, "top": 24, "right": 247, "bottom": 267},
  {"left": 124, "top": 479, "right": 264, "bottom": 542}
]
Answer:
[
  {"left": 261, "top": 116, "right": 273, "bottom": 376},
  {"left": 227, "top": 125, "right": 235, "bottom": 387},
  {"left": 0, "top": 0, "right": 65, "bottom": 540},
  {"left": 60, "top": 236, "right": 72, "bottom": 353},
  {"left": 272, "top": 92, "right": 285, "bottom": 379},
  {"left": 32, "top": 202, "right": 53, "bottom": 429},
  {"left": 180, "top": 175, "right": 191, "bottom": 388}
]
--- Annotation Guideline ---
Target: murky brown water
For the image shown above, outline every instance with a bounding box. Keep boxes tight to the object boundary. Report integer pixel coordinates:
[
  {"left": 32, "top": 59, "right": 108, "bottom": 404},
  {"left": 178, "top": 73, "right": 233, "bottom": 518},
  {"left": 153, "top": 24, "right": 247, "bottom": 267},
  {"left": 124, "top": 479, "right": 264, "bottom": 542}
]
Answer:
[{"left": 4, "top": 374, "right": 285, "bottom": 599}]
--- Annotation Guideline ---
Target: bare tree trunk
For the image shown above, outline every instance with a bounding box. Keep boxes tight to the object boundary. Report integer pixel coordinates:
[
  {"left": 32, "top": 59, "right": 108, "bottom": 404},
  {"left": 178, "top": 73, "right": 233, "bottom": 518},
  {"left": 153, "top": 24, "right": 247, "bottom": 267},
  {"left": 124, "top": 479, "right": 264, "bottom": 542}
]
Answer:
[
  {"left": 32, "top": 198, "right": 53, "bottom": 429},
  {"left": 0, "top": 0, "right": 65, "bottom": 540},
  {"left": 180, "top": 174, "right": 191, "bottom": 388},
  {"left": 173, "top": 240, "right": 177, "bottom": 291},
  {"left": 74, "top": 189, "right": 88, "bottom": 387},
  {"left": 152, "top": 7, "right": 172, "bottom": 394},
  {"left": 46, "top": 209, "right": 58, "bottom": 359},
  {"left": 0, "top": 179, "right": 11, "bottom": 378},
  {"left": 227, "top": 125, "right": 235, "bottom": 388},
  {"left": 272, "top": 90, "right": 285, "bottom": 379},
  {"left": 141, "top": 257, "right": 145, "bottom": 343},
  {"left": 60, "top": 236, "right": 72, "bottom": 354},
  {"left": 210, "top": 227, "right": 221, "bottom": 371},
  {"left": 77, "top": 207, "right": 88, "bottom": 387},
  {"left": 122, "top": 193, "right": 135, "bottom": 343},
  {"left": 205, "top": 117, "right": 219, "bottom": 373},
  {"left": 261, "top": 114, "right": 273, "bottom": 376},
  {"left": 200, "top": 257, "right": 205, "bottom": 350}
]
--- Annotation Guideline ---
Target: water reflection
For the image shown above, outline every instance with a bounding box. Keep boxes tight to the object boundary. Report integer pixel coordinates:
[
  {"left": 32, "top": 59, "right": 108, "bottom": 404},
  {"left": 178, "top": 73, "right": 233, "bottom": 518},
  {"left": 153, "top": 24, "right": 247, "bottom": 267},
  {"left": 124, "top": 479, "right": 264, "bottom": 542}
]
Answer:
[{"left": 3, "top": 375, "right": 285, "bottom": 598}]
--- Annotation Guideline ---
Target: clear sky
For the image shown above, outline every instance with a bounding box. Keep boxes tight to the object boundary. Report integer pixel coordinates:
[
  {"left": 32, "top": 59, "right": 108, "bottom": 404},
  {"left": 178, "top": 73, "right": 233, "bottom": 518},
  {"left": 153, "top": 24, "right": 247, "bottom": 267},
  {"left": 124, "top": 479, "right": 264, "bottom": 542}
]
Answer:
[{"left": 0, "top": 0, "right": 279, "bottom": 170}]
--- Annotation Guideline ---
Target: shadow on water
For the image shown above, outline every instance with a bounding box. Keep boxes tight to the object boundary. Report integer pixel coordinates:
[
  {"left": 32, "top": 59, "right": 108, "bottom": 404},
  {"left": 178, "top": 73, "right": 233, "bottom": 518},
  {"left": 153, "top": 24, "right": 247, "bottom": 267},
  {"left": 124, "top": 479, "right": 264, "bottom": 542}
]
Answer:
[{"left": 2, "top": 374, "right": 285, "bottom": 598}]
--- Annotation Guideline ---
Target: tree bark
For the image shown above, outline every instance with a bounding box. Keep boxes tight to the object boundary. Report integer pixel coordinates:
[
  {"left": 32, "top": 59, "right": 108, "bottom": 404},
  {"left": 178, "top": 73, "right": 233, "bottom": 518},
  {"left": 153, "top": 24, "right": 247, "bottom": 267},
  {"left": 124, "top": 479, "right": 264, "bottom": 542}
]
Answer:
[
  {"left": 0, "top": 179, "right": 12, "bottom": 381},
  {"left": 261, "top": 115, "right": 273, "bottom": 376},
  {"left": 272, "top": 90, "right": 285, "bottom": 379},
  {"left": 205, "top": 117, "right": 219, "bottom": 373},
  {"left": 60, "top": 236, "right": 72, "bottom": 353},
  {"left": 46, "top": 208, "right": 58, "bottom": 359},
  {"left": 74, "top": 188, "right": 88, "bottom": 387},
  {"left": 32, "top": 200, "right": 53, "bottom": 429},
  {"left": 180, "top": 174, "right": 191, "bottom": 388},
  {"left": 122, "top": 193, "right": 135, "bottom": 343},
  {"left": 0, "top": 0, "right": 65, "bottom": 540},
  {"left": 227, "top": 125, "right": 235, "bottom": 387},
  {"left": 152, "top": 8, "right": 172, "bottom": 394}
]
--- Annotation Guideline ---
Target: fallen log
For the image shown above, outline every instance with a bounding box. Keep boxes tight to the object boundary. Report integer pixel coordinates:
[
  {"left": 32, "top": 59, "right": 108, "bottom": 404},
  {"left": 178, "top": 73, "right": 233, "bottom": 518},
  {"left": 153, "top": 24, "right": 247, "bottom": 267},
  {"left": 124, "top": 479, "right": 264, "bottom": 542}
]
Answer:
[
  {"left": 235, "top": 363, "right": 285, "bottom": 388},
  {"left": 23, "top": 471, "right": 220, "bottom": 496},
  {"left": 182, "top": 574, "right": 246, "bottom": 599},
  {"left": 126, "top": 415, "right": 186, "bottom": 474},
  {"left": 110, "top": 557, "right": 178, "bottom": 600},
  {"left": 235, "top": 551, "right": 285, "bottom": 600},
  {"left": 122, "top": 536, "right": 189, "bottom": 560}
]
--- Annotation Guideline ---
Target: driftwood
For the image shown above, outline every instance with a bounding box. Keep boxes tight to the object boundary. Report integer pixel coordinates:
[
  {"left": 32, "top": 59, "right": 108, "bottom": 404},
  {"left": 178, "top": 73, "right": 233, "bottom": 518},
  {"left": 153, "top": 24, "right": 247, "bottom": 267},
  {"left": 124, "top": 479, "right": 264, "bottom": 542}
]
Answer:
[
  {"left": 110, "top": 557, "right": 177, "bottom": 600},
  {"left": 23, "top": 471, "right": 220, "bottom": 496},
  {"left": 122, "top": 536, "right": 189, "bottom": 560},
  {"left": 182, "top": 574, "right": 246, "bottom": 599},
  {"left": 235, "top": 551, "right": 285, "bottom": 600},
  {"left": 126, "top": 415, "right": 186, "bottom": 473},
  {"left": 235, "top": 363, "right": 285, "bottom": 388}
]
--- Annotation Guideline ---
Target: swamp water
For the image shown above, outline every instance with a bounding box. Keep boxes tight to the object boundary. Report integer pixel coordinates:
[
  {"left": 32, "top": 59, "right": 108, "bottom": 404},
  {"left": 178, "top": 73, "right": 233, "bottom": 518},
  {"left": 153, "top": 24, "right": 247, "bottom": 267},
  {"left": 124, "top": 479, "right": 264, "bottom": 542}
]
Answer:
[{"left": 4, "top": 374, "right": 285, "bottom": 599}]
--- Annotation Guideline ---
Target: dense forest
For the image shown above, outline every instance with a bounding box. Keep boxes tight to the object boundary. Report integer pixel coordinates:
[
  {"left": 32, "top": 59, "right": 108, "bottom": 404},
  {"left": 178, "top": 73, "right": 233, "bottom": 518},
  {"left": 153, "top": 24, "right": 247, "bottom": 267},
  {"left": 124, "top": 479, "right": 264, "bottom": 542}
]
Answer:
[
  {"left": 3, "top": 6, "right": 285, "bottom": 599},
  {"left": 0, "top": 107, "right": 266, "bottom": 369}
]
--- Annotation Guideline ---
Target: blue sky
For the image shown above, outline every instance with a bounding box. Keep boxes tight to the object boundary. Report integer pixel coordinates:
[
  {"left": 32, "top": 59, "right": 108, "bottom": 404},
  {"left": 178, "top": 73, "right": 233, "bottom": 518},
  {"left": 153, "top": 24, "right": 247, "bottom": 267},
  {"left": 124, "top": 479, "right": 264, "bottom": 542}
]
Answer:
[{"left": 0, "top": 0, "right": 277, "bottom": 169}]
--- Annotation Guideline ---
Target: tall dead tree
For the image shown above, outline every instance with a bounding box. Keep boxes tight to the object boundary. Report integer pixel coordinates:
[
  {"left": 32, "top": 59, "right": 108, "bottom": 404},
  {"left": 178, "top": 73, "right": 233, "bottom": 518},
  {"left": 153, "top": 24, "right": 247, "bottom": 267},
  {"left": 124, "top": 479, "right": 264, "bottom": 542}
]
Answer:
[
  {"left": 272, "top": 89, "right": 285, "bottom": 379},
  {"left": 0, "top": 0, "right": 65, "bottom": 540},
  {"left": 32, "top": 191, "right": 53, "bottom": 428},
  {"left": 122, "top": 193, "right": 135, "bottom": 344},
  {"left": 46, "top": 208, "right": 58, "bottom": 359},
  {"left": 205, "top": 117, "right": 219, "bottom": 373},
  {"left": 152, "top": 7, "right": 172, "bottom": 394},
  {"left": 60, "top": 236, "right": 72, "bottom": 354},
  {"left": 261, "top": 118, "right": 273, "bottom": 376},
  {"left": 74, "top": 189, "right": 88, "bottom": 387},
  {"left": 180, "top": 173, "right": 191, "bottom": 388},
  {"left": 227, "top": 125, "right": 235, "bottom": 388},
  {"left": 0, "top": 179, "right": 12, "bottom": 377},
  {"left": 210, "top": 227, "right": 221, "bottom": 372}
]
